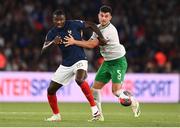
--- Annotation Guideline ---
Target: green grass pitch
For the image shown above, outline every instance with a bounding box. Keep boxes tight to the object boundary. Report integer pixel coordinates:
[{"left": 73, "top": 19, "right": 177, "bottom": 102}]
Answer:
[{"left": 0, "top": 102, "right": 180, "bottom": 127}]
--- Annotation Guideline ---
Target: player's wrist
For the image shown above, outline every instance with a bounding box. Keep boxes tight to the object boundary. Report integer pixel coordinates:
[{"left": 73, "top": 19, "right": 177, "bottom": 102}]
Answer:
[{"left": 73, "top": 40, "right": 79, "bottom": 45}]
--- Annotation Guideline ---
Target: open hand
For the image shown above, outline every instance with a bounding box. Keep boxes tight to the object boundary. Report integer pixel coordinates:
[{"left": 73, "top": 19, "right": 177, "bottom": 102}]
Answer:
[
  {"left": 64, "top": 34, "right": 75, "bottom": 47},
  {"left": 54, "top": 36, "right": 62, "bottom": 45}
]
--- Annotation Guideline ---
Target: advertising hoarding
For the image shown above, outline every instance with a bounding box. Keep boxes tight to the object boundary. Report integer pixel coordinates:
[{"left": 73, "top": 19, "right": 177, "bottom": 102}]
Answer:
[{"left": 0, "top": 72, "right": 179, "bottom": 102}]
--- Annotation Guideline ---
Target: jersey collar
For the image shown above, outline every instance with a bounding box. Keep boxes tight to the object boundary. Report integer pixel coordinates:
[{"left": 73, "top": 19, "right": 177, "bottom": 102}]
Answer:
[{"left": 99, "top": 22, "right": 111, "bottom": 30}]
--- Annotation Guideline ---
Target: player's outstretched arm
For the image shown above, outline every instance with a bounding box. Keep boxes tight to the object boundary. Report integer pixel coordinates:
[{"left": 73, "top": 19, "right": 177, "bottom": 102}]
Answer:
[
  {"left": 84, "top": 21, "right": 107, "bottom": 45},
  {"left": 64, "top": 34, "right": 98, "bottom": 48}
]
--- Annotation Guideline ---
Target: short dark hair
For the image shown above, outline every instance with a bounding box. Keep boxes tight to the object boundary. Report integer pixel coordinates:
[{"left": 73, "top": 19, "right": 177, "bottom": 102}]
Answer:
[
  {"left": 53, "top": 9, "right": 65, "bottom": 16},
  {"left": 100, "top": 5, "right": 112, "bottom": 14}
]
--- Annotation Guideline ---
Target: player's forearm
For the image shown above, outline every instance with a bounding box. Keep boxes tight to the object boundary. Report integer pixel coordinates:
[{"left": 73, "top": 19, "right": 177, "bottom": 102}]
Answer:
[{"left": 74, "top": 39, "right": 98, "bottom": 49}]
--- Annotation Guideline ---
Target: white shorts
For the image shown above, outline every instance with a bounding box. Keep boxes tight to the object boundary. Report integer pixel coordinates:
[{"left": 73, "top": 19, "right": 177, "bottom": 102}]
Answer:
[{"left": 51, "top": 60, "right": 88, "bottom": 85}]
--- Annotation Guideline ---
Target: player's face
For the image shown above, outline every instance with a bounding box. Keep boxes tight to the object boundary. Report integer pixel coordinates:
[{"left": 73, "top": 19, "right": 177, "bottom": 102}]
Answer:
[
  {"left": 53, "top": 14, "right": 66, "bottom": 28},
  {"left": 98, "top": 12, "right": 112, "bottom": 26}
]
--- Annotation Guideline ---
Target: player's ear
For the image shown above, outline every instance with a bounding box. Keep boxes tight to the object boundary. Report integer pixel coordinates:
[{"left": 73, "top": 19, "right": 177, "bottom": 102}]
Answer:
[
  {"left": 109, "top": 14, "right": 112, "bottom": 20},
  {"left": 98, "top": 13, "right": 100, "bottom": 18}
]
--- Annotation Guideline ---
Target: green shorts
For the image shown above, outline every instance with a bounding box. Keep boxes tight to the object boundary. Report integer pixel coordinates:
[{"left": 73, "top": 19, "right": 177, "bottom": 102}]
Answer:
[{"left": 95, "top": 56, "right": 127, "bottom": 84}]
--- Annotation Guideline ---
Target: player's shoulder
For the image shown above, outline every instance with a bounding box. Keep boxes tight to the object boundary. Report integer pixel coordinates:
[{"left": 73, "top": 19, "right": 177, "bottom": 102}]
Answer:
[
  {"left": 68, "top": 20, "right": 84, "bottom": 24},
  {"left": 65, "top": 20, "right": 83, "bottom": 28},
  {"left": 72, "top": 20, "right": 85, "bottom": 24},
  {"left": 109, "top": 23, "right": 116, "bottom": 29},
  {"left": 47, "top": 26, "right": 56, "bottom": 34},
  {"left": 107, "top": 23, "right": 118, "bottom": 32}
]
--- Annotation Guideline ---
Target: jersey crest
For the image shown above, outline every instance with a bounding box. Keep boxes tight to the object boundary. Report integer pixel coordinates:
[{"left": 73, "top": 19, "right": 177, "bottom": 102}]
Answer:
[{"left": 67, "top": 29, "right": 72, "bottom": 35}]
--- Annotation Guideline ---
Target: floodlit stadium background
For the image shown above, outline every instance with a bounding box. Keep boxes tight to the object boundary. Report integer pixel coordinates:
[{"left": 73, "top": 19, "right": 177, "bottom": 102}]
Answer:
[{"left": 0, "top": 0, "right": 179, "bottom": 103}]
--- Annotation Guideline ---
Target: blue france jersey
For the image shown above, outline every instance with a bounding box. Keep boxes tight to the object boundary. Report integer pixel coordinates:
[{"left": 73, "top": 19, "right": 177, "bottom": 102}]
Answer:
[{"left": 46, "top": 20, "right": 87, "bottom": 66}]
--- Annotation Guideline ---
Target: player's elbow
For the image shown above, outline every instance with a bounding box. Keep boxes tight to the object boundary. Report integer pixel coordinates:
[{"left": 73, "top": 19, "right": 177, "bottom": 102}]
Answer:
[{"left": 41, "top": 47, "right": 46, "bottom": 55}]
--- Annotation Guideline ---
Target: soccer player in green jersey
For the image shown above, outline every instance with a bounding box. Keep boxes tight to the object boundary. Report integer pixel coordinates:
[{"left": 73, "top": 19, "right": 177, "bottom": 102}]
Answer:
[{"left": 64, "top": 5, "right": 141, "bottom": 121}]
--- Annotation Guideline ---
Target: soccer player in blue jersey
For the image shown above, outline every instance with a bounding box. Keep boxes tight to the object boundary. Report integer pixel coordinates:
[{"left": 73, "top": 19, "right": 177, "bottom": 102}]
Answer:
[{"left": 41, "top": 9, "right": 106, "bottom": 121}]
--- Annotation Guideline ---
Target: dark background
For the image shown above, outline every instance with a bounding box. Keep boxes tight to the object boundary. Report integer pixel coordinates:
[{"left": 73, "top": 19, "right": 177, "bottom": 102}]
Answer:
[{"left": 0, "top": 0, "right": 179, "bottom": 73}]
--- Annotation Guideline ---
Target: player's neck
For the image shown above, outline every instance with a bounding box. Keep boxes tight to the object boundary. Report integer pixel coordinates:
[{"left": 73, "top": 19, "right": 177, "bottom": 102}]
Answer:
[
  {"left": 99, "top": 22, "right": 110, "bottom": 30},
  {"left": 55, "top": 22, "right": 66, "bottom": 29}
]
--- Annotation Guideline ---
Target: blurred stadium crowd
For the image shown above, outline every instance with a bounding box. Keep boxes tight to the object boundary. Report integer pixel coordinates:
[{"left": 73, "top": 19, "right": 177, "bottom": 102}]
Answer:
[{"left": 0, "top": 0, "right": 179, "bottom": 73}]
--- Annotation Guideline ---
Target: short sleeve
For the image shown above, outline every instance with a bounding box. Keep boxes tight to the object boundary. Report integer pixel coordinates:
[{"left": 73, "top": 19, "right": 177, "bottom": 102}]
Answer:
[{"left": 73, "top": 20, "right": 85, "bottom": 29}]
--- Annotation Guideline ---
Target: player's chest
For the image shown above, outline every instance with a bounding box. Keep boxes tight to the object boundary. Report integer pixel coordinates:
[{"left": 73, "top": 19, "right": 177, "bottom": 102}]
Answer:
[
  {"left": 55, "top": 27, "right": 80, "bottom": 38},
  {"left": 101, "top": 29, "right": 112, "bottom": 41}
]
